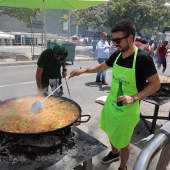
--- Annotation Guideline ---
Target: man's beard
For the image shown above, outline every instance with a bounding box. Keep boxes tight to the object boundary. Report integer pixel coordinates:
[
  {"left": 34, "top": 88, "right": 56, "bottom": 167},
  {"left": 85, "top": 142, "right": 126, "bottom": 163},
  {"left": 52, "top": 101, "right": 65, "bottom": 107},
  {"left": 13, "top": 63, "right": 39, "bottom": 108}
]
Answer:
[
  {"left": 116, "top": 42, "right": 130, "bottom": 52},
  {"left": 121, "top": 44, "right": 130, "bottom": 52}
]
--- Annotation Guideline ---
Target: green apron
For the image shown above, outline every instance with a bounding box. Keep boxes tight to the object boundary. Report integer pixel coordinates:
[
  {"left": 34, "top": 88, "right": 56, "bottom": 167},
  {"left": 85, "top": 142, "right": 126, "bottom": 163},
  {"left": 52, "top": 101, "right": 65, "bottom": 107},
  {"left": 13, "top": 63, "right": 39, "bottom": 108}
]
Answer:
[{"left": 99, "top": 48, "right": 140, "bottom": 148}]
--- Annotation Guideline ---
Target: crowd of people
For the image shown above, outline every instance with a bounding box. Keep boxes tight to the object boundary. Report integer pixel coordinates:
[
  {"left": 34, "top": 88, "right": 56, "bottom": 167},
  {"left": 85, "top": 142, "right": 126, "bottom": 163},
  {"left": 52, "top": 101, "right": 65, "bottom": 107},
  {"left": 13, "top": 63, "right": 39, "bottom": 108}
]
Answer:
[
  {"left": 91, "top": 32, "right": 169, "bottom": 87},
  {"left": 134, "top": 36, "right": 170, "bottom": 74},
  {"left": 92, "top": 30, "right": 169, "bottom": 80},
  {"left": 92, "top": 30, "right": 170, "bottom": 76}
]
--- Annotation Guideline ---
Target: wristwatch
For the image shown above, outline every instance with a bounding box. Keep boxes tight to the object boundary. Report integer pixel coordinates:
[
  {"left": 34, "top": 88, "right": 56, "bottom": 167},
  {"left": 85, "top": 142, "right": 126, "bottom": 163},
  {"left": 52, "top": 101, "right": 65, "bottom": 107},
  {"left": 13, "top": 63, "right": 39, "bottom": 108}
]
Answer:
[{"left": 62, "top": 69, "right": 67, "bottom": 72}]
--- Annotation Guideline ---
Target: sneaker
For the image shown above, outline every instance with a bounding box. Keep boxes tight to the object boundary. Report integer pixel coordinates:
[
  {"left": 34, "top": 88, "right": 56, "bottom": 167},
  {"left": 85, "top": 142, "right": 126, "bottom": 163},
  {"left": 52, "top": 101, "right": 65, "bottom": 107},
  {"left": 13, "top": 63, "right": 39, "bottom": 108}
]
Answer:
[
  {"left": 101, "top": 151, "right": 120, "bottom": 164},
  {"left": 96, "top": 80, "right": 101, "bottom": 83},
  {"left": 102, "top": 82, "right": 108, "bottom": 85}
]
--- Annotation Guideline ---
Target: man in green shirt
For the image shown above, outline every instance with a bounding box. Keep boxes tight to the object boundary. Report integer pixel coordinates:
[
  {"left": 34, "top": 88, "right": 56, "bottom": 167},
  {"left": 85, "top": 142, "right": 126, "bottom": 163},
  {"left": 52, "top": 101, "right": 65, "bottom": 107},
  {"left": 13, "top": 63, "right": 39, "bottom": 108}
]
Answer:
[{"left": 36, "top": 43, "right": 68, "bottom": 96}]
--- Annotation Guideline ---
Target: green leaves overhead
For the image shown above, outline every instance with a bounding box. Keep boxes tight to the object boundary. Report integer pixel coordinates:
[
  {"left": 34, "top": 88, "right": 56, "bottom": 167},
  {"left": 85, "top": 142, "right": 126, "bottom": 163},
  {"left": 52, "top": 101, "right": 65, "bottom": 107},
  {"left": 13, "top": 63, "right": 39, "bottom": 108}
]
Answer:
[
  {"left": 0, "top": 7, "right": 40, "bottom": 24},
  {"left": 71, "top": 0, "right": 170, "bottom": 35}
]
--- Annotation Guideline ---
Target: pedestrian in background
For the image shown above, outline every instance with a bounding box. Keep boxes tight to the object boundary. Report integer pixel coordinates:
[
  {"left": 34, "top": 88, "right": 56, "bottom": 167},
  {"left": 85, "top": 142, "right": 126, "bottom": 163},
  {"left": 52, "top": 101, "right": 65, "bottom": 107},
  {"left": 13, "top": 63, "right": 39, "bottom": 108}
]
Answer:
[
  {"left": 96, "top": 32, "right": 111, "bottom": 85},
  {"left": 141, "top": 38, "right": 151, "bottom": 56},
  {"left": 36, "top": 43, "right": 68, "bottom": 96},
  {"left": 157, "top": 40, "right": 170, "bottom": 74},
  {"left": 83, "top": 38, "right": 88, "bottom": 47},
  {"left": 92, "top": 35, "right": 98, "bottom": 52},
  {"left": 149, "top": 40, "right": 155, "bottom": 60},
  {"left": 69, "top": 19, "right": 160, "bottom": 170},
  {"left": 134, "top": 36, "right": 143, "bottom": 48}
]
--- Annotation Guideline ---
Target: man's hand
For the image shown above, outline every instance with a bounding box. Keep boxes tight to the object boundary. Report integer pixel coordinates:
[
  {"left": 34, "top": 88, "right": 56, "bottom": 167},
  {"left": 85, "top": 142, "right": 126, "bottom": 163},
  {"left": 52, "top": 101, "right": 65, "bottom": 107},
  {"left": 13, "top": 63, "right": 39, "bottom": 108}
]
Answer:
[
  {"left": 62, "top": 71, "right": 67, "bottom": 78},
  {"left": 69, "top": 68, "right": 85, "bottom": 78},
  {"left": 117, "top": 95, "right": 136, "bottom": 105}
]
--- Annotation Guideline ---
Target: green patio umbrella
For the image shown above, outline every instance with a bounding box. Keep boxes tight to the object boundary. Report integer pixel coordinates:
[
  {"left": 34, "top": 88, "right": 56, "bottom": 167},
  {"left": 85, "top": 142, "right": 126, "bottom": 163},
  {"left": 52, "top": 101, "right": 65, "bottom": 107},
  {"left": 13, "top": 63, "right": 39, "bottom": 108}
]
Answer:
[
  {"left": 0, "top": 0, "right": 109, "bottom": 9},
  {"left": 0, "top": 0, "right": 109, "bottom": 47}
]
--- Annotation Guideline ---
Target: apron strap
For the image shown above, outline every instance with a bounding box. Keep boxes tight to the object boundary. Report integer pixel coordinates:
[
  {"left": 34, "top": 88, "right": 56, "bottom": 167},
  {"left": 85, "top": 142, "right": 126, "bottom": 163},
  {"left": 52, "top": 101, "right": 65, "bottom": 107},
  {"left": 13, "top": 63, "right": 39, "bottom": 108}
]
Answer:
[{"left": 114, "top": 47, "right": 138, "bottom": 69}]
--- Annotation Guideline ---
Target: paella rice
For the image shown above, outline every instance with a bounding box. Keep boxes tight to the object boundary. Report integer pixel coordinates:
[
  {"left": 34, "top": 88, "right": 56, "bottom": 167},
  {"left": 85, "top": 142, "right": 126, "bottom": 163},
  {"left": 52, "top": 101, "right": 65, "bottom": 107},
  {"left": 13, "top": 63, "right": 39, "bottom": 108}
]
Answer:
[{"left": 0, "top": 96, "right": 79, "bottom": 133}]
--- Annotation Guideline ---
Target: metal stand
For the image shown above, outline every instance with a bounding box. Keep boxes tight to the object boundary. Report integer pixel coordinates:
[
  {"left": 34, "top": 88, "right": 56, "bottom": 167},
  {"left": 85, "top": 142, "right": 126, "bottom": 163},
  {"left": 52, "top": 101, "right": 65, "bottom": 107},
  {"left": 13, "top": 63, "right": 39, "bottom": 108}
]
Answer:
[
  {"left": 134, "top": 121, "right": 170, "bottom": 170},
  {"left": 74, "top": 159, "right": 92, "bottom": 170},
  {"left": 141, "top": 98, "right": 170, "bottom": 134},
  {"left": 156, "top": 142, "right": 170, "bottom": 170},
  {"left": 45, "top": 127, "right": 107, "bottom": 170}
]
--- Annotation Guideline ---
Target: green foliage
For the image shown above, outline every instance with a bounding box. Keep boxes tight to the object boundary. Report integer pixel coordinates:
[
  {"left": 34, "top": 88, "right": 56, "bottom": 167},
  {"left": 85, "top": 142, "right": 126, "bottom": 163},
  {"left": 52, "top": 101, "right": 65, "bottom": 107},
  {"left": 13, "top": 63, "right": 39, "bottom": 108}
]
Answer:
[
  {"left": 71, "top": 0, "right": 170, "bottom": 35},
  {"left": 0, "top": 7, "right": 40, "bottom": 24},
  {"left": 60, "top": 14, "right": 68, "bottom": 23}
]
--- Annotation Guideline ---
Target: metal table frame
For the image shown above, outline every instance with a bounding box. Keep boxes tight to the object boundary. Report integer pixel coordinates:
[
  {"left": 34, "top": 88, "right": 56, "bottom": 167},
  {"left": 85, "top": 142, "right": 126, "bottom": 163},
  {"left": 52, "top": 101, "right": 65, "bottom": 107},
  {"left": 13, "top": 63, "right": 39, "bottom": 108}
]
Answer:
[
  {"left": 0, "top": 127, "right": 107, "bottom": 170},
  {"left": 141, "top": 98, "right": 170, "bottom": 134},
  {"left": 140, "top": 83, "right": 170, "bottom": 134},
  {"left": 95, "top": 94, "right": 170, "bottom": 135},
  {"left": 45, "top": 126, "right": 107, "bottom": 170}
]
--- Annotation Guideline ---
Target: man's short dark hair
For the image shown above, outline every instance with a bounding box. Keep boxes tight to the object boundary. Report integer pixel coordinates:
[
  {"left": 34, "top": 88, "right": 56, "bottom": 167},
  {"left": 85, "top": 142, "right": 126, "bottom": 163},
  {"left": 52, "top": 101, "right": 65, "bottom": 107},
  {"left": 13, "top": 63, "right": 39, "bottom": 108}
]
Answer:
[{"left": 111, "top": 19, "right": 136, "bottom": 41}]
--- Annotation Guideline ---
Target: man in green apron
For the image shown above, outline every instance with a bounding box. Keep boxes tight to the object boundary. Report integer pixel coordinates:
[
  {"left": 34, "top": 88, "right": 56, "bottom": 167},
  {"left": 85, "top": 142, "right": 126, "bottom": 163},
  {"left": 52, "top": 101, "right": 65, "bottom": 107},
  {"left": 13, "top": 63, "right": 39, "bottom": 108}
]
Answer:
[{"left": 69, "top": 19, "right": 160, "bottom": 170}]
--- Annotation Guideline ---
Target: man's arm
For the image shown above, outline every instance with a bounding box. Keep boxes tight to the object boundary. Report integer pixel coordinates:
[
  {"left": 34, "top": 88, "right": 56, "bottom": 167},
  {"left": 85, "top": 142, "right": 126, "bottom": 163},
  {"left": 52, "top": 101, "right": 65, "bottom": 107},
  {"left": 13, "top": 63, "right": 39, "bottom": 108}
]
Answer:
[
  {"left": 61, "top": 59, "right": 67, "bottom": 78},
  {"left": 117, "top": 73, "right": 160, "bottom": 104},
  {"left": 70, "top": 62, "right": 110, "bottom": 78},
  {"left": 36, "top": 66, "right": 43, "bottom": 89},
  {"left": 132, "top": 73, "right": 160, "bottom": 102},
  {"left": 117, "top": 73, "right": 160, "bottom": 105},
  {"left": 106, "top": 42, "right": 111, "bottom": 49},
  {"left": 62, "top": 59, "right": 66, "bottom": 70}
]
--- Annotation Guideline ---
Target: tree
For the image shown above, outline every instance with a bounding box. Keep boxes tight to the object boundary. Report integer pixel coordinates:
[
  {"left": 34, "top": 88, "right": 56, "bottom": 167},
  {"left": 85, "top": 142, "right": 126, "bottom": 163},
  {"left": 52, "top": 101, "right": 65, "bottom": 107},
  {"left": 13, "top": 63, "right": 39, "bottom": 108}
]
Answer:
[
  {"left": 70, "top": 0, "right": 170, "bottom": 36},
  {"left": 0, "top": 7, "right": 40, "bottom": 24}
]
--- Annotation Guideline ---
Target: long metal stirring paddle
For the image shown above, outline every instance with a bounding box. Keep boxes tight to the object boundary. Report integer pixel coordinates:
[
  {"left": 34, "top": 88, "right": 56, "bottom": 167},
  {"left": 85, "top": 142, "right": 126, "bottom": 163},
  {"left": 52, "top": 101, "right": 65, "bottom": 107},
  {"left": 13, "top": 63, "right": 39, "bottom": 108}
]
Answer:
[{"left": 31, "top": 78, "right": 69, "bottom": 113}]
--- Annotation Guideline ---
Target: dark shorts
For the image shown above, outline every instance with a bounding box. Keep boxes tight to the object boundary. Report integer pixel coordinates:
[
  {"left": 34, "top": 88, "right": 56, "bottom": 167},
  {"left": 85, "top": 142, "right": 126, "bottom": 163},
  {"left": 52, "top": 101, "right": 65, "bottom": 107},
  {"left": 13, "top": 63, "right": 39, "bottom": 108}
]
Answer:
[
  {"left": 41, "top": 76, "right": 63, "bottom": 96},
  {"left": 157, "top": 58, "right": 166, "bottom": 68}
]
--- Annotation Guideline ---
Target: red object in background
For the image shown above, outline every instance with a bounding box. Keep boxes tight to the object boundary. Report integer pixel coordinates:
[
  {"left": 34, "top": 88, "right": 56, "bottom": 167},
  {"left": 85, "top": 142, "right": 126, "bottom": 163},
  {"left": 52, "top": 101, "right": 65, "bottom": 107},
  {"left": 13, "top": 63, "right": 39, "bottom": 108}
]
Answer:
[{"left": 71, "top": 36, "right": 78, "bottom": 43}]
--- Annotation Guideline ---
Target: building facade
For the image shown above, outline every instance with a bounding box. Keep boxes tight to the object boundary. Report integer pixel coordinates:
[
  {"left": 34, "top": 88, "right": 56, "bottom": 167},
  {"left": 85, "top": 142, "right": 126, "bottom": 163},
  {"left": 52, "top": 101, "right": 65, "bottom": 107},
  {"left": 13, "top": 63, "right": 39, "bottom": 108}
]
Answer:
[{"left": 0, "top": 9, "right": 94, "bottom": 45}]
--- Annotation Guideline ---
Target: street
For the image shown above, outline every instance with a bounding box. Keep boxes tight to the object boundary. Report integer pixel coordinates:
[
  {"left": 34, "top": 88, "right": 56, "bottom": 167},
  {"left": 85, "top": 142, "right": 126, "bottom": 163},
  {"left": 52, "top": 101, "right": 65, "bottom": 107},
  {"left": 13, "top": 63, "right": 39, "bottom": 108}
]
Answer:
[{"left": 0, "top": 59, "right": 170, "bottom": 170}]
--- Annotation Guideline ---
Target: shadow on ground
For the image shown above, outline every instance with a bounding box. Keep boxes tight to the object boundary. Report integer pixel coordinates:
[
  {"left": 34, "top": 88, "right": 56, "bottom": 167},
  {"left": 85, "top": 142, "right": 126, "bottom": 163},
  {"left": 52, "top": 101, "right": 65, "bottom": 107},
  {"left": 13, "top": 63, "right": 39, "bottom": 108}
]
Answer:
[
  {"left": 85, "top": 82, "right": 110, "bottom": 91},
  {"left": 132, "top": 119, "right": 162, "bottom": 149}
]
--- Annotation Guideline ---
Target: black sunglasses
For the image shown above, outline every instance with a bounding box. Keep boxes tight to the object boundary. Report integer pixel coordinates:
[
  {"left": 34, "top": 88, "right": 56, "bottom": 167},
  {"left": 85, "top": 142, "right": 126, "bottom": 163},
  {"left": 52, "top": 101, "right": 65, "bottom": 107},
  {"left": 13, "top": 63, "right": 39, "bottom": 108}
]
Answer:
[{"left": 112, "top": 35, "right": 130, "bottom": 44}]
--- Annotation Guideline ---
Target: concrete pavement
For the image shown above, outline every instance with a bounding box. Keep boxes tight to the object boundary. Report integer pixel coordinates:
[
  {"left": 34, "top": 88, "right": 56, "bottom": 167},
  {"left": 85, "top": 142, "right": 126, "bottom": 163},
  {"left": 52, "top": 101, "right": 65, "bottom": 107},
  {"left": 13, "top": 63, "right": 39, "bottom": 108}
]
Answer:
[{"left": 0, "top": 45, "right": 97, "bottom": 67}]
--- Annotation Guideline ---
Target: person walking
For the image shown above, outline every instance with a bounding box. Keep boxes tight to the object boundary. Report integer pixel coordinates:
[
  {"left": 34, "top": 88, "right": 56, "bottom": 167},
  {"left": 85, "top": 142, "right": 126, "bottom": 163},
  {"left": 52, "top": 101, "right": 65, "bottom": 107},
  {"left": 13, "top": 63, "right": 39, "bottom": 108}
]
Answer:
[
  {"left": 149, "top": 40, "right": 155, "bottom": 60},
  {"left": 134, "top": 36, "right": 143, "bottom": 48},
  {"left": 36, "top": 43, "right": 68, "bottom": 96},
  {"left": 141, "top": 38, "right": 151, "bottom": 56},
  {"left": 92, "top": 35, "right": 98, "bottom": 52},
  {"left": 69, "top": 19, "right": 160, "bottom": 170},
  {"left": 157, "top": 40, "right": 170, "bottom": 74},
  {"left": 96, "top": 32, "right": 111, "bottom": 85}
]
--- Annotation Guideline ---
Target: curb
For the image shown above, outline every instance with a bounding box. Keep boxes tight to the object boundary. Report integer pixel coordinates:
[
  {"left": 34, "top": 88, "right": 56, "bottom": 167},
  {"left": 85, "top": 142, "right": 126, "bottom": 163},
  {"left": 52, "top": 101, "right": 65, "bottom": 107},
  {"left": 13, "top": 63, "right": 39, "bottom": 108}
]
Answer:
[
  {"left": 0, "top": 58, "right": 97, "bottom": 67},
  {"left": 0, "top": 61, "right": 37, "bottom": 67}
]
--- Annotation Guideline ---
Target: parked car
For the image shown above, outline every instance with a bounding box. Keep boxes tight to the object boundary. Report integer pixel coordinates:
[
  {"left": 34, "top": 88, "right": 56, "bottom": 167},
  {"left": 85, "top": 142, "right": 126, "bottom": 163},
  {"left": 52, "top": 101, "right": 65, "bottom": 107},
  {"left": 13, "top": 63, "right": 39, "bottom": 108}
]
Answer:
[{"left": 71, "top": 35, "right": 79, "bottom": 43}]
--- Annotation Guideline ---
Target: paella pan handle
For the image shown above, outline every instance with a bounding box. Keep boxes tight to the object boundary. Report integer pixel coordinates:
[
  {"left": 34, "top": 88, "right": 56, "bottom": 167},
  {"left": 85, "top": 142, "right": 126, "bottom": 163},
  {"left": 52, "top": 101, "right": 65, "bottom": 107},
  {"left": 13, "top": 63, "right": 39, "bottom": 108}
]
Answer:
[{"left": 76, "top": 114, "right": 91, "bottom": 123}]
